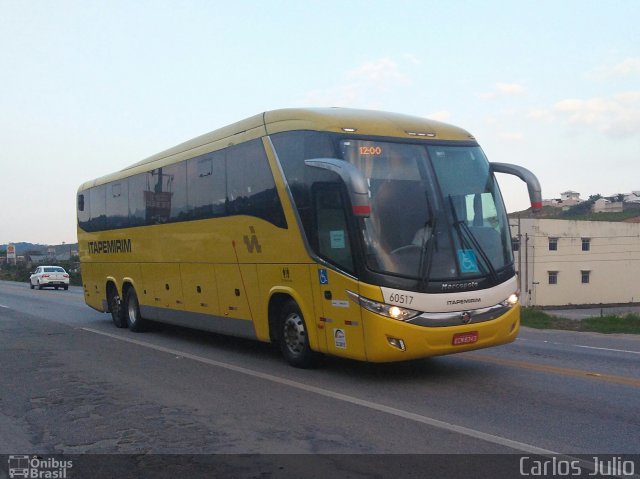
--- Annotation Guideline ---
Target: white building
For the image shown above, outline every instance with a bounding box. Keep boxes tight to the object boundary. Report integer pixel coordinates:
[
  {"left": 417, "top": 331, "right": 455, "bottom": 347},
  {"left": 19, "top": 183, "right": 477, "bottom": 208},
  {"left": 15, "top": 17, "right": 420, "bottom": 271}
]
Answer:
[
  {"left": 560, "top": 190, "right": 582, "bottom": 204},
  {"left": 541, "top": 190, "right": 583, "bottom": 209},
  {"left": 593, "top": 197, "right": 624, "bottom": 213},
  {"left": 624, "top": 191, "right": 640, "bottom": 204},
  {"left": 512, "top": 218, "right": 640, "bottom": 307}
]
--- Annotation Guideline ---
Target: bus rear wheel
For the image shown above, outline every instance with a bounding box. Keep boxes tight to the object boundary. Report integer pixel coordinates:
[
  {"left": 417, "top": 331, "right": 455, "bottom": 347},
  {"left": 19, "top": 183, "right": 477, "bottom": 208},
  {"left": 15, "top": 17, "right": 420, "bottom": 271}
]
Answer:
[
  {"left": 108, "top": 286, "right": 127, "bottom": 328},
  {"left": 278, "top": 300, "right": 315, "bottom": 368},
  {"left": 125, "top": 288, "right": 147, "bottom": 332}
]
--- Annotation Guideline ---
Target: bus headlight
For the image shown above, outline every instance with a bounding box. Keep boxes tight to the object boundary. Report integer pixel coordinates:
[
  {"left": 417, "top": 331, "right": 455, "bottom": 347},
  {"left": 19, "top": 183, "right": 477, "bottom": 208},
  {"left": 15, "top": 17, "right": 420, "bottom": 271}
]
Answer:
[
  {"left": 346, "top": 291, "right": 420, "bottom": 321},
  {"left": 501, "top": 293, "right": 519, "bottom": 308}
]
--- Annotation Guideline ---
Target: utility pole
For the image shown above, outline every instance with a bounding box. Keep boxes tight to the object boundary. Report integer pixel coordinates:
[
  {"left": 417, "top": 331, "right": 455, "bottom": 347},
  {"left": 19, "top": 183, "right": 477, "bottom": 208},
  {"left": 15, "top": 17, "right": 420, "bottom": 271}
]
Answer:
[
  {"left": 517, "top": 216, "right": 522, "bottom": 296},
  {"left": 524, "top": 233, "right": 529, "bottom": 306}
]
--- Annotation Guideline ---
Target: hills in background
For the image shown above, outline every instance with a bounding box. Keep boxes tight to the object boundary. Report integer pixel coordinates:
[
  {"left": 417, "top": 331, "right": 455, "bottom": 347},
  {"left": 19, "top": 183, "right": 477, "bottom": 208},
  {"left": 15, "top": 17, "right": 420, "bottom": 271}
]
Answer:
[
  {"left": 511, "top": 195, "right": 640, "bottom": 222},
  {"left": 0, "top": 242, "right": 79, "bottom": 256}
]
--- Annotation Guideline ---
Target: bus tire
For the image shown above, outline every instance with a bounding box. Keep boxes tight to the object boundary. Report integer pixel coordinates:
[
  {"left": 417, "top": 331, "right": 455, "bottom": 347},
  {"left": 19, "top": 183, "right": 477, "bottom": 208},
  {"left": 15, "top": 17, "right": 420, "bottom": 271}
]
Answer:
[
  {"left": 278, "top": 300, "right": 315, "bottom": 368},
  {"left": 125, "top": 287, "right": 147, "bottom": 332},
  {"left": 108, "top": 285, "right": 127, "bottom": 328}
]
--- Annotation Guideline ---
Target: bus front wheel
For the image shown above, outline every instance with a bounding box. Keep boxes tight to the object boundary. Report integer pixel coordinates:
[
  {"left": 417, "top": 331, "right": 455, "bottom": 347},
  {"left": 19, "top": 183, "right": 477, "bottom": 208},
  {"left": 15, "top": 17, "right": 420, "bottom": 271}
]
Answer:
[
  {"left": 125, "top": 288, "right": 147, "bottom": 332},
  {"left": 278, "top": 300, "right": 314, "bottom": 368}
]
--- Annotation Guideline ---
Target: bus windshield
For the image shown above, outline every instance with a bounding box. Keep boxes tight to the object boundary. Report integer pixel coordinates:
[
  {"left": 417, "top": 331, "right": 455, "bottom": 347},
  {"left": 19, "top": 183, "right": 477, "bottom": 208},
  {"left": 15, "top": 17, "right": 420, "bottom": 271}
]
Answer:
[{"left": 340, "top": 140, "right": 513, "bottom": 282}]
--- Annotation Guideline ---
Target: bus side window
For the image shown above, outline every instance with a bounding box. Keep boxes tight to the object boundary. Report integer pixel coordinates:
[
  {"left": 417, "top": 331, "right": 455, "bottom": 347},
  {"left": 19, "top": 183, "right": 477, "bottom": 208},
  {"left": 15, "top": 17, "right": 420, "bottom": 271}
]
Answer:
[
  {"left": 128, "top": 173, "right": 147, "bottom": 227},
  {"left": 226, "top": 139, "right": 287, "bottom": 228},
  {"left": 107, "top": 181, "right": 130, "bottom": 229},
  {"left": 187, "top": 151, "right": 226, "bottom": 220},
  {"left": 89, "top": 185, "right": 107, "bottom": 231},
  {"left": 78, "top": 192, "right": 90, "bottom": 230},
  {"left": 313, "top": 183, "right": 354, "bottom": 272},
  {"left": 165, "top": 162, "right": 188, "bottom": 222}
]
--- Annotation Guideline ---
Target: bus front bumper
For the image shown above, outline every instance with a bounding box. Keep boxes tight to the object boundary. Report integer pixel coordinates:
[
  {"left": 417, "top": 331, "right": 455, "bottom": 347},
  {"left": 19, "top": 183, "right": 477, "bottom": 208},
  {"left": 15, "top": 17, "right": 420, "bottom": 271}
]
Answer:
[{"left": 361, "top": 303, "right": 520, "bottom": 362}]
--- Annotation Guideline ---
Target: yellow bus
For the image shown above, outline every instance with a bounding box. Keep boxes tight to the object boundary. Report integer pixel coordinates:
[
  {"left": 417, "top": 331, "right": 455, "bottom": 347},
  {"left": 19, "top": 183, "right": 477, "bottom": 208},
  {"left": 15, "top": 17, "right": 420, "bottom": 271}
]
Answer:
[{"left": 77, "top": 108, "right": 541, "bottom": 367}]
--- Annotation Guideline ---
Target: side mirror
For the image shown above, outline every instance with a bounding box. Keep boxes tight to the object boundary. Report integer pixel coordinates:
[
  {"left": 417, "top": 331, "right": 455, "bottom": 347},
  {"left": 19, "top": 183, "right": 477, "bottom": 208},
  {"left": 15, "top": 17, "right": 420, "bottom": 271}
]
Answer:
[
  {"left": 304, "top": 158, "right": 371, "bottom": 217},
  {"left": 490, "top": 162, "right": 542, "bottom": 212}
]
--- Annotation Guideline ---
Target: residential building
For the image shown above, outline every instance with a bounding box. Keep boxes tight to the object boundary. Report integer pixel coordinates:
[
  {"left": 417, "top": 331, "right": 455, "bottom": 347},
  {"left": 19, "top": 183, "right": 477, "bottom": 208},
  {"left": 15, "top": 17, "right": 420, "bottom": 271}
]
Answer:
[
  {"left": 541, "top": 189, "right": 640, "bottom": 213},
  {"left": 593, "top": 198, "right": 623, "bottom": 213},
  {"left": 624, "top": 191, "right": 640, "bottom": 204},
  {"left": 560, "top": 190, "right": 582, "bottom": 205},
  {"left": 512, "top": 218, "right": 640, "bottom": 307},
  {"left": 541, "top": 190, "right": 583, "bottom": 209}
]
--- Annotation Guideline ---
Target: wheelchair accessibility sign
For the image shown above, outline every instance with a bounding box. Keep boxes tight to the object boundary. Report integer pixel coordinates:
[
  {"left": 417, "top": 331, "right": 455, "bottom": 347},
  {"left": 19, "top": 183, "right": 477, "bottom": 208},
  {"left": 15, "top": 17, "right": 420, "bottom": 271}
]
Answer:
[
  {"left": 457, "top": 249, "right": 479, "bottom": 273},
  {"left": 318, "top": 268, "right": 329, "bottom": 285}
]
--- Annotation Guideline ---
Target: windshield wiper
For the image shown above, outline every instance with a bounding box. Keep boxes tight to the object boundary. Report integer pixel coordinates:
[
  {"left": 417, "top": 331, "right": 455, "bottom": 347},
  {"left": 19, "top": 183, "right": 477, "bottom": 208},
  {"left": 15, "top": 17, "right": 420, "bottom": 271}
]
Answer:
[
  {"left": 417, "top": 214, "right": 437, "bottom": 292},
  {"left": 447, "top": 196, "right": 499, "bottom": 283}
]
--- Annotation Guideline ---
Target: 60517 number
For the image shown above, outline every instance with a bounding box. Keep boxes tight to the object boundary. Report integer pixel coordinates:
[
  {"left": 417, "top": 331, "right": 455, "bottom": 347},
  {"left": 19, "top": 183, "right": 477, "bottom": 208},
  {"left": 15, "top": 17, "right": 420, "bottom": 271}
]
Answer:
[{"left": 389, "top": 293, "right": 414, "bottom": 305}]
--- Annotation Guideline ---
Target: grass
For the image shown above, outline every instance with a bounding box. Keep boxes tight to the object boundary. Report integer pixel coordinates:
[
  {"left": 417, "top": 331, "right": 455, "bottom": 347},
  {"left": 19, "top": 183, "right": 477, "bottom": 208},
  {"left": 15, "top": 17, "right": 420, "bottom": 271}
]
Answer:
[{"left": 521, "top": 308, "right": 640, "bottom": 334}]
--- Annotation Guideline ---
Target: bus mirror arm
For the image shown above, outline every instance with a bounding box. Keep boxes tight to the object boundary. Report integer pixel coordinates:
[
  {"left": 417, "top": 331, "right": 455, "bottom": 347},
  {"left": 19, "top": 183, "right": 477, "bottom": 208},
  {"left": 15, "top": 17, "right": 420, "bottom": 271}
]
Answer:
[
  {"left": 490, "top": 162, "right": 542, "bottom": 212},
  {"left": 305, "top": 158, "right": 371, "bottom": 217}
]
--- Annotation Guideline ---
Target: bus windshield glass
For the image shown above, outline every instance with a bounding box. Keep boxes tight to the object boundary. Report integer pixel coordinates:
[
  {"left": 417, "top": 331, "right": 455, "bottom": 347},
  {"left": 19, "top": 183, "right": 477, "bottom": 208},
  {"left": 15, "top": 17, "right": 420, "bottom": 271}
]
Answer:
[{"left": 340, "top": 140, "right": 513, "bottom": 282}]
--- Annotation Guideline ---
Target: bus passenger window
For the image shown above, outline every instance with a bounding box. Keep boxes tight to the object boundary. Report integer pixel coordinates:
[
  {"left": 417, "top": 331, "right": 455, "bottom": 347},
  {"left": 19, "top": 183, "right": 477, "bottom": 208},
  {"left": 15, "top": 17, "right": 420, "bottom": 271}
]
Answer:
[
  {"left": 77, "top": 192, "right": 90, "bottom": 230},
  {"left": 89, "top": 185, "right": 107, "bottom": 231},
  {"left": 128, "top": 173, "right": 147, "bottom": 226},
  {"left": 106, "top": 181, "right": 129, "bottom": 229},
  {"left": 165, "top": 162, "right": 188, "bottom": 222},
  {"left": 226, "top": 139, "right": 287, "bottom": 228},
  {"left": 187, "top": 151, "right": 226, "bottom": 220}
]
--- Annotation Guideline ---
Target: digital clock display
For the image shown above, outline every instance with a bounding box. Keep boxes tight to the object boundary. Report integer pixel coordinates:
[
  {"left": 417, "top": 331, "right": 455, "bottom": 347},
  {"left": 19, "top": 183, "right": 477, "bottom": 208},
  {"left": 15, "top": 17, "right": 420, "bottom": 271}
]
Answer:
[{"left": 358, "top": 146, "right": 383, "bottom": 155}]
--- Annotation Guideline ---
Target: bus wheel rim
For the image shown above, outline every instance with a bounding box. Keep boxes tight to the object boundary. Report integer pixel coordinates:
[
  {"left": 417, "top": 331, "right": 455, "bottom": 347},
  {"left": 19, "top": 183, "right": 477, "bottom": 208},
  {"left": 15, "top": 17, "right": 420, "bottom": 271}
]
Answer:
[
  {"left": 283, "top": 313, "right": 305, "bottom": 354},
  {"left": 128, "top": 294, "right": 138, "bottom": 324}
]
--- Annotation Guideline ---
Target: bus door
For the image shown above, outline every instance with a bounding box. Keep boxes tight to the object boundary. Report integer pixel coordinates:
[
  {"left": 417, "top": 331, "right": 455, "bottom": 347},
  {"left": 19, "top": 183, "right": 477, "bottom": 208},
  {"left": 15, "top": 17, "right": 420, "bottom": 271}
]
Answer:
[{"left": 312, "top": 183, "right": 366, "bottom": 360}]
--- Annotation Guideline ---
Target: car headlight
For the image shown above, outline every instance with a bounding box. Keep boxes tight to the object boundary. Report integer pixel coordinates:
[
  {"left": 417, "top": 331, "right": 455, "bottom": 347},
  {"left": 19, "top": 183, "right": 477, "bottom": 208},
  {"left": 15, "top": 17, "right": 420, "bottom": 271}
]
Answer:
[{"left": 346, "top": 290, "right": 420, "bottom": 321}]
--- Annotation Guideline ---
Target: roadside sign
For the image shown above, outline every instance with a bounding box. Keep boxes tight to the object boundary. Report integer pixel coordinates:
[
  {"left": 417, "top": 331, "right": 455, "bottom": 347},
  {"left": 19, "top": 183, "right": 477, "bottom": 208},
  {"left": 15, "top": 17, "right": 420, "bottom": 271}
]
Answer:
[{"left": 7, "top": 244, "right": 16, "bottom": 264}]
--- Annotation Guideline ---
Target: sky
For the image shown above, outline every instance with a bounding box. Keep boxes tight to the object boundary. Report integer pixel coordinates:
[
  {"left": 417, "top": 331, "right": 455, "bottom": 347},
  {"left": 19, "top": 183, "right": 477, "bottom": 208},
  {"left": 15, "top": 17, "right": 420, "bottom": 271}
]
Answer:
[{"left": 1, "top": 0, "right": 639, "bottom": 245}]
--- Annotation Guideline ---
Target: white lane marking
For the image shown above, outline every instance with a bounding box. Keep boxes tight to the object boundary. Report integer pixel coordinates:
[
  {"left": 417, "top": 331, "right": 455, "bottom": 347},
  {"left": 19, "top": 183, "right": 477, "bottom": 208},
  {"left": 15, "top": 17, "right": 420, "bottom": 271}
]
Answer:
[
  {"left": 83, "top": 326, "right": 557, "bottom": 455},
  {"left": 572, "top": 344, "right": 640, "bottom": 355},
  {"left": 0, "top": 304, "right": 9, "bottom": 308},
  {"left": 517, "top": 338, "right": 640, "bottom": 355}
]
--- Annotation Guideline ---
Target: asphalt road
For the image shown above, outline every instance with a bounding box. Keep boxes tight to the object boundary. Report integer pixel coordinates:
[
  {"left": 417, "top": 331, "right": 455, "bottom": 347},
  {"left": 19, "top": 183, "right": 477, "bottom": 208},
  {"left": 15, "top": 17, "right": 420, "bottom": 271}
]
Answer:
[{"left": 1, "top": 280, "right": 639, "bottom": 477}]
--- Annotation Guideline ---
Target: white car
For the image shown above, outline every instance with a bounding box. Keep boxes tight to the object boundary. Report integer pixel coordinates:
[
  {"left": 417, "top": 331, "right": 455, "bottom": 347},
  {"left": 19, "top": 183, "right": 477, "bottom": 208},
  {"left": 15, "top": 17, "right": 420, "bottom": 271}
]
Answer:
[{"left": 30, "top": 265, "right": 70, "bottom": 290}]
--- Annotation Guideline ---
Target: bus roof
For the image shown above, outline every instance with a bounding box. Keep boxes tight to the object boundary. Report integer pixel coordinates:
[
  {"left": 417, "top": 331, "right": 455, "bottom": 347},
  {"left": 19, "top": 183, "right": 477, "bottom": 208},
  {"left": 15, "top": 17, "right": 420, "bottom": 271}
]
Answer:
[{"left": 79, "top": 108, "right": 475, "bottom": 190}]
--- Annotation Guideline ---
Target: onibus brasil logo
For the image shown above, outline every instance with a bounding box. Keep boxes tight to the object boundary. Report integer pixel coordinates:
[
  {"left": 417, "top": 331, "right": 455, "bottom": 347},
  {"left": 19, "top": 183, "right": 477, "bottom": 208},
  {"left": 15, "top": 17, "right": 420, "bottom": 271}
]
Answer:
[{"left": 8, "top": 455, "right": 73, "bottom": 478}]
